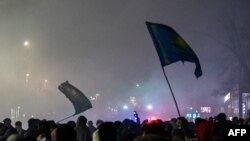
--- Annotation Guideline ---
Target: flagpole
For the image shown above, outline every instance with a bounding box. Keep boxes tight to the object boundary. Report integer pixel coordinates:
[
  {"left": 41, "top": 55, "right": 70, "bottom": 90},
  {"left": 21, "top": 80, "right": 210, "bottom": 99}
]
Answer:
[
  {"left": 57, "top": 114, "right": 74, "bottom": 123},
  {"left": 161, "top": 67, "right": 181, "bottom": 117}
]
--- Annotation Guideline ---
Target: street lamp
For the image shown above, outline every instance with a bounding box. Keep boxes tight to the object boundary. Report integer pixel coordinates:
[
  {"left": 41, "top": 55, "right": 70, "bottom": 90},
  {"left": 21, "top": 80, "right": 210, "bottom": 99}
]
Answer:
[
  {"left": 136, "top": 83, "right": 140, "bottom": 88},
  {"left": 95, "top": 93, "right": 100, "bottom": 101},
  {"left": 123, "top": 105, "right": 128, "bottom": 110},
  {"left": 26, "top": 73, "right": 30, "bottom": 84},
  {"left": 23, "top": 41, "right": 31, "bottom": 85},
  {"left": 24, "top": 41, "right": 29, "bottom": 47},
  {"left": 17, "top": 106, "right": 21, "bottom": 120},
  {"left": 147, "top": 105, "right": 153, "bottom": 110},
  {"left": 44, "top": 79, "right": 48, "bottom": 87}
]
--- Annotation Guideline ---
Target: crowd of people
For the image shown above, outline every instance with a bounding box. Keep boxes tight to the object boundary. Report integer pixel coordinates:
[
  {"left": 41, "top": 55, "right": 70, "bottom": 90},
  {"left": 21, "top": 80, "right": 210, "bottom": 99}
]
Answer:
[{"left": 0, "top": 112, "right": 250, "bottom": 141}]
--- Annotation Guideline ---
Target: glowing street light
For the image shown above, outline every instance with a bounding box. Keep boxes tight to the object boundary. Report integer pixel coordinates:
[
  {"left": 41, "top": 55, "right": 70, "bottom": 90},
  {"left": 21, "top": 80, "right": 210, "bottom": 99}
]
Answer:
[
  {"left": 123, "top": 105, "right": 128, "bottom": 110},
  {"left": 26, "top": 73, "right": 30, "bottom": 84},
  {"left": 24, "top": 41, "right": 29, "bottom": 47},
  {"left": 147, "top": 105, "right": 153, "bottom": 110},
  {"left": 17, "top": 106, "right": 21, "bottom": 119},
  {"left": 136, "top": 83, "right": 140, "bottom": 87},
  {"left": 44, "top": 79, "right": 48, "bottom": 87}
]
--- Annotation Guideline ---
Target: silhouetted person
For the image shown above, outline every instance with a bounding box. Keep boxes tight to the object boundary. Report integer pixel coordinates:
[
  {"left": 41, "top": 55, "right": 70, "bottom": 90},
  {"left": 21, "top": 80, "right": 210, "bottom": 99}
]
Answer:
[
  {"left": 232, "top": 117, "right": 239, "bottom": 125},
  {"left": 67, "top": 121, "right": 76, "bottom": 129},
  {"left": 195, "top": 118, "right": 213, "bottom": 141},
  {"left": 56, "top": 124, "right": 76, "bottom": 141},
  {"left": 37, "top": 120, "right": 51, "bottom": 141},
  {"left": 15, "top": 121, "right": 26, "bottom": 136},
  {"left": 142, "top": 119, "right": 170, "bottom": 141},
  {"left": 175, "top": 117, "right": 193, "bottom": 140},
  {"left": 75, "top": 116, "right": 91, "bottom": 141},
  {"left": 24, "top": 118, "right": 38, "bottom": 141},
  {"left": 0, "top": 118, "right": 17, "bottom": 141},
  {"left": 114, "top": 121, "right": 123, "bottom": 141},
  {"left": 213, "top": 113, "right": 231, "bottom": 141},
  {"left": 47, "top": 120, "right": 57, "bottom": 133},
  {"left": 96, "top": 120, "right": 104, "bottom": 128},
  {"left": 87, "top": 121, "right": 96, "bottom": 136},
  {"left": 98, "top": 122, "right": 117, "bottom": 141},
  {"left": 0, "top": 118, "right": 12, "bottom": 136},
  {"left": 0, "top": 122, "right": 4, "bottom": 131}
]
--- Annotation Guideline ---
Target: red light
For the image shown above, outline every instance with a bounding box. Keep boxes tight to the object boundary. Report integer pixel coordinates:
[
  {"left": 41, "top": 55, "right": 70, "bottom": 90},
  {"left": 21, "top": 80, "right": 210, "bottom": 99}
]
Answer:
[
  {"left": 147, "top": 116, "right": 157, "bottom": 124},
  {"left": 151, "top": 117, "right": 156, "bottom": 120}
]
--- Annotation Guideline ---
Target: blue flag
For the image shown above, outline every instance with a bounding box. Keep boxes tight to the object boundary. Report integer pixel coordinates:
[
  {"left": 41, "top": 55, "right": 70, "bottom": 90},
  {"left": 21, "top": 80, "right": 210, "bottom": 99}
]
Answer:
[
  {"left": 146, "top": 21, "right": 202, "bottom": 78},
  {"left": 58, "top": 81, "right": 92, "bottom": 115}
]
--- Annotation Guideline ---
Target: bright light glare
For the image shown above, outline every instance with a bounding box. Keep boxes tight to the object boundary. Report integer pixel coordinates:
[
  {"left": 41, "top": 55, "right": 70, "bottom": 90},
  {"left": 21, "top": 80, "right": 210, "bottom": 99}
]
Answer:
[
  {"left": 148, "top": 116, "right": 156, "bottom": 120},
  {"left": 24, "top": 41, "right": 29, "bottom": 46},
  {"left": 147, "top": 105, "right": 152, "bottom": 110},
  {"left": 123, "top": 105, "right": 128, "bottom": 110},
  {"left": 136, "top": 83, "right": 140, "bottom": 87},
  {"left": 147, "top": 116, "right": 157, "bottom": 123}
]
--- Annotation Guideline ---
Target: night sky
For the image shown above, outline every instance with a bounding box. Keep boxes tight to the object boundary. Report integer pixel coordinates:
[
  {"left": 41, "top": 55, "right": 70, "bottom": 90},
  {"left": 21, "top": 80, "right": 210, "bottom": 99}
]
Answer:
[{"left": 0, "top": 0, "right": 249, "bottom": 124}]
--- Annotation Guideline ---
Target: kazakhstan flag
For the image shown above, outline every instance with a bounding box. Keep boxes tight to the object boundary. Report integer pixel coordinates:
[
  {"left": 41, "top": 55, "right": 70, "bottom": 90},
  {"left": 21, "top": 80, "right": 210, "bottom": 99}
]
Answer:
[{"left": 146, "top": 21, "right": 202, "bottom": 78}]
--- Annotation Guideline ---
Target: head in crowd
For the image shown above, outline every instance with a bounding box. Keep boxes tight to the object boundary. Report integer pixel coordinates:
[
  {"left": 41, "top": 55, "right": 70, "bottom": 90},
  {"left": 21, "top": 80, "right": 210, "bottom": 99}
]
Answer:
[
  {"left": 96, "top": 119, "right": 104, "bottom": 127},
  {"left": 142, "top": 119, "right": 165, "bottom": 137},
  {"left": 15, "top": 121, "right": 22, "bottom": 128},
  {"left": 87, "top": 120, "right": 94, "bottom": 127},
  {"left": 38, "top": 120, "right": 51, "bottom": 139},
  {"left": 3, "top": 118, "right": 11, "bottom": 126},
  {"left": 98, "top": 122, "right": 117, "bottom": 141},
  {"left": 0, "top": 122, "right": 4, "bottom": 129},
  {"left": 67, "top": 121, "right": 76, "bottom": 128},
  {"left": 215, "top": 113, "right": 227, "bottom": 122},
  {"left": 195, "top": 118, "right": 206, "bottom": 127},
  {"left": 56, "top": 124, "right": 76, "bottom": 141},
  {"left": 176, "top": 117, "right": 188, "bottom": 129},
  {"left": 76, "top": 116, "right": 87, "bottom": 127},
  {"left": 48, "top": 120, "right": 57, "bottom": 131},
  {"left": 28, "top": 118, "right": 37, "bottom": 128}
]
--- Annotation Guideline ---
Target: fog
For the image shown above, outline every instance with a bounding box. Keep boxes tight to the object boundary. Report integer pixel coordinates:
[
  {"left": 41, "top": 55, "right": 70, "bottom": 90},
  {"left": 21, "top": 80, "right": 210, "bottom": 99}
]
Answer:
[{"left": 0, "top": 0, "right": 249, "bottom": 127}]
